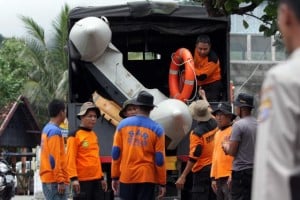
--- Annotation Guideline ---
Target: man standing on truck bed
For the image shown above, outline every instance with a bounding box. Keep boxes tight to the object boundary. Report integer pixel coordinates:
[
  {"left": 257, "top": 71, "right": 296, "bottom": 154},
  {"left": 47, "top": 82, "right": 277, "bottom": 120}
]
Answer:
[
  {"left": 194, "top": 35, "right": 222, "bottom": 102},
  {"left": 111, "top": 91, "right": 166, "bottom": 200}
]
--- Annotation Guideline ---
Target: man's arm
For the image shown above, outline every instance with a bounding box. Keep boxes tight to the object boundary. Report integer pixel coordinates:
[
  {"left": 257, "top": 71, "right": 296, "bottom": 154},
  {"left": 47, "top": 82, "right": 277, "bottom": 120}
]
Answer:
[
  {"left": 175, "top": 160, "right": 195, "bottom": 190},
  {"left": 222, "top": 137, "right": 239, "bottom": 157}
]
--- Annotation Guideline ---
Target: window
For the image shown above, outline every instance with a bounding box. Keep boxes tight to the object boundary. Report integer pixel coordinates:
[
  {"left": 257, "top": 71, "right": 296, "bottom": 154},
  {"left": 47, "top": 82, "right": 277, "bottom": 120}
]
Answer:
[
  {"left": 251, "top": 35, "right": 272, "bottom": 60},
  {"left": 230, "top": 34, "right": 247, "bottom": 60},
  {"left": 128, "top": 52, "right": 161, "bottom": 60}
]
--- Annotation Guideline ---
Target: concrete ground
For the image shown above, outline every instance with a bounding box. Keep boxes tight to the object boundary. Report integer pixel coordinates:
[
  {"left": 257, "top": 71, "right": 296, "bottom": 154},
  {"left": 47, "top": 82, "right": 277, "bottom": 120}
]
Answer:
[{"left": 12, "top": 195, "right": 34, "bottom": 200}]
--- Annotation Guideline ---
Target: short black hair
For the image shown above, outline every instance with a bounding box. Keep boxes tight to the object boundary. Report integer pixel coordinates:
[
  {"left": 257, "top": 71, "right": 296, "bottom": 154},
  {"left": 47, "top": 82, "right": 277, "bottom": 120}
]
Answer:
[
  {"left": 196, "top": 34, "right": 211, "bottom": 45},
  {"left": 138, "top": 105, "right": 154, "bottom": 113},
  {"left": 48, "top": 99, "right": 65, "bottom": 118},
  {"left": 280, "top": 0, "right": 300, "bottom": 20}
]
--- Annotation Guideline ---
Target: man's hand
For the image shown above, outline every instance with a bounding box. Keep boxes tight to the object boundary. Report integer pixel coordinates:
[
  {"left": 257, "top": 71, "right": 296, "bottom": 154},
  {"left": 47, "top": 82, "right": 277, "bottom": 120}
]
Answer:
[
  {"left": 101, "top": 180, "right": 108, "bottom": 192},
  {"left": 57, "top": 183, "right": 65, "bottom": 195},
  {"left": 111, "top": 180, "right": 119, "bottom": 196},
  {"left": 211, "top": 180, "right": 217, "bottom": 193},
  {"left": 222, "top": 135, "right": 230, "bottom": 155},
  {"left": 157, "top": 185, "right": 166, "bottom": 200},
  {"left": 175, "top": 175, "right": 186, "bottom": 190},
  {"left": 227, "top": 176, "right": 232, "bottom": 189},
  {"left": 198, "top": 88, "right": 207, "bottom": 100},
  {"left": 71, "top": 180, "right": 80, "bottom": 194}
]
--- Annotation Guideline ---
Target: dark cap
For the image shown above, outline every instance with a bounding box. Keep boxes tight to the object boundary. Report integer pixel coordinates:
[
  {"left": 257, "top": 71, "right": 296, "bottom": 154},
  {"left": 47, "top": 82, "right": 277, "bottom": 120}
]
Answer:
[
  {"left": 212, "top": 102, "right": 237, "bottom": 120},
  {"left": 131, "top": 91, "right": 156, "bottom": 108},
  {"left": 234, "top": 93, "right": 254, "bottom": 108},
  {"left": 77, "top": 102, "right": 100, "bottom": 119}
]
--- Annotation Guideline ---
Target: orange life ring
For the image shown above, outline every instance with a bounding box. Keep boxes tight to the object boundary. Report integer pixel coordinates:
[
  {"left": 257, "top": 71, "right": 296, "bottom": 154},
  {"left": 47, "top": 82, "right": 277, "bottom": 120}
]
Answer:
[{"left": 169, "top": 48, "right": 195, "bottom": 102}]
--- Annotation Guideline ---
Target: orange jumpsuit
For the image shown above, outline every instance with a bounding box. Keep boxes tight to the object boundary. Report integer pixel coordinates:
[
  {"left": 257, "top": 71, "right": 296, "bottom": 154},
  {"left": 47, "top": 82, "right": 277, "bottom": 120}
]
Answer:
[
  {"left": 111, "top": 115, "right": 166, "bottom": 186},
  {"left": 40, "top": 123, "right": 68, "bottom": 184},
  {"left": 189, "top": 121, "right": 217, "bottom": 172},
  {"left": 66, "top": 127, "right": 104, "bottom": 181},
  {"left": 194, "top": 49, "right": 221, "bottom": 86},
  {"left": 211, "top": 126, "right": 234, "bottom": 179}
]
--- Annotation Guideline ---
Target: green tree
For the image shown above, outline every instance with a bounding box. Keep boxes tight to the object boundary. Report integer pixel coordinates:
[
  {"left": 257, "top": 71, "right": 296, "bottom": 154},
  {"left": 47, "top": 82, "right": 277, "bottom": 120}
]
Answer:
[
  {"left": 0, "top": 38, "right": 33, "bottom": 108},
  {"left": 19, "top": 4, "right": 70, "bottom": 125},
  {"left": 194, "top": 0, "right": 279, "bottom": 36}
]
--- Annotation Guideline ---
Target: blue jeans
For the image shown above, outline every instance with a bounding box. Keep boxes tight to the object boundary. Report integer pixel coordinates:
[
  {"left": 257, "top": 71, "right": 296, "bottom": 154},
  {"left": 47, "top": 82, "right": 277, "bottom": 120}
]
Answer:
[{"left": 42, "top": 183, "right": 68, "bottom": 200}]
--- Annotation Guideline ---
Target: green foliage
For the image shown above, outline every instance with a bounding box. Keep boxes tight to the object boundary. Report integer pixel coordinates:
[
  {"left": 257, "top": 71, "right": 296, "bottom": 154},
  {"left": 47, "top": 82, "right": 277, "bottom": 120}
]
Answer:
[
  {"left": 242, "top": 19, "right": 249, "bottom": 29},
  {"left": 0, "top": 4, "right": 70, "bottom": 126},
  {"left": 17, "top": 4, "right": 70, "bottom": 125},
  {"left": 0, "top": 38, "right": 33, "bottom": 108},
  {"left": 194, "top": 0, "right": 279, "bottom": 36}
]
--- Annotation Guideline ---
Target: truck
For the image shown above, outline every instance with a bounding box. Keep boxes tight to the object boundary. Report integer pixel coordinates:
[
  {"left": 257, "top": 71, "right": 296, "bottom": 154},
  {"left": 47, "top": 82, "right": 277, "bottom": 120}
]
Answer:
[{"left": 67, "top": 1, "right": 230, "bottom": 199}]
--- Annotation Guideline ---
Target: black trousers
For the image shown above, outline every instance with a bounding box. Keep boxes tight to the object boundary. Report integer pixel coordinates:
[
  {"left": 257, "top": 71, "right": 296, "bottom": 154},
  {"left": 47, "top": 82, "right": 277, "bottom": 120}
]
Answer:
[
  {"left": 231, "top": 169, "right": 253, "bottom": 200},
  {"left": 200, "top": 80, "right": 223, "bottom": 102},
  {"left": 73, "top": 179, "right": 105, "bottom": 200},
  {"left": 119, "top": 182, "right": 155, "bottom": 200},
  {"left": 192, "top": 165, "right": 216, "bottom": 200}
]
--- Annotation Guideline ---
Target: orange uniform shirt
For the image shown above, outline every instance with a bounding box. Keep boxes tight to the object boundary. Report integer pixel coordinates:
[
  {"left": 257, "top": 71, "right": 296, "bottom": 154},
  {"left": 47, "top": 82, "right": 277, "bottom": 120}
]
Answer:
[
  {"left": 189, "top": 118, "right": 218, "bottom": 172},
  {"left": 66, "top": 127, "right": 104, "bottom": 181},
  {"left": 194, "top": 49, "right": 221, "bottom": 86},
  {"left": 211, "top": 126, "right": 234, "bottom": 179},
  {"left": 111, "top": 115, "right": 166, "bottom": 186},
  {"left": 39, "top": 123, "right": 68, "bottom": 183}
]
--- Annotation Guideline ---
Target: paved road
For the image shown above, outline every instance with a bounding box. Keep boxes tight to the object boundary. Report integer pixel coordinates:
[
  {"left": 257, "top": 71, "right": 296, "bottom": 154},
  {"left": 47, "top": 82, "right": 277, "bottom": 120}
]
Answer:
[{"left": 12, "top": 195, "right": 34, "bottom": 200}]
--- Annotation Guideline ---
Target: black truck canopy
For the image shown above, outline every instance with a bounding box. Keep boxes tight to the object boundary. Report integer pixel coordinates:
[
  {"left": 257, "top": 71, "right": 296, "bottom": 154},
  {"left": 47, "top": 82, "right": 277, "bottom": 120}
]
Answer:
[
  {"left": 68, "top": 1, "right": 230, "bottom": 104},
  {"left": 69, "top": 1, "right": 229, "bottom": 35},
  {"left": 67, "top": 1, "right": 230, "bottom": 157}
]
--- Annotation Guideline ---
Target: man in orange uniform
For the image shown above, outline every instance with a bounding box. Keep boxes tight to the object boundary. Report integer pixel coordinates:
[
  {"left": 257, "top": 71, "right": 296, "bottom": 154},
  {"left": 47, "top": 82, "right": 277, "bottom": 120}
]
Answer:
[
  {"left": 111, "top": 91, "right": 166, "bottom": 200},
  {"left": 66, "top": 102, "right": 107, "bottom": 200},
  {"left": 194, "top": 35, "right": 222, "bottom": 102},
  {"left": 40, "top": 99, "right": 68, "bottom": 200},
  {"left": 211, "top": 102, "right": 236, "bottom": 200},
  {"left": 176, "top": 99, "right": 217, "bottom": 200}
]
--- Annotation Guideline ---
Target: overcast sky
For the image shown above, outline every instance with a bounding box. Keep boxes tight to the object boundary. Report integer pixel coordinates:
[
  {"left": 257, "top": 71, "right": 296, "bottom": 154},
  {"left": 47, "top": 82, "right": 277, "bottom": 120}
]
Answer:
[
  {"left": 0, "top": 0, "right": 264, "bottom": 38},
  {"left": 0, "top": 0, "right": 131, "bottom": 38}
]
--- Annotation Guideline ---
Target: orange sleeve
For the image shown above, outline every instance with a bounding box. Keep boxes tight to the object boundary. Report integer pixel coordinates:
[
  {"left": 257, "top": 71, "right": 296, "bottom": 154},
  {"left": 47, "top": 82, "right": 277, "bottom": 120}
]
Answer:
[
  {"left": 47, "top": 135, "right": 66, "bottom": 183},
  {"left": 189, "top": 132, "right": 203, "bottom": 160},
  {"left": 202, "top": 60, "right": 220, "bottom": 78},
  {"left": 66, "top": 136, "right": 78, "bottom": 179}
]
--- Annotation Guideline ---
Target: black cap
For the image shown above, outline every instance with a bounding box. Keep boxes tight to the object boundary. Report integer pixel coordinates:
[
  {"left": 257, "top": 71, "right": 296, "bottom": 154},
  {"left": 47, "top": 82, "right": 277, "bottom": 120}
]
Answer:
[
  {"left": 212, "top": 102, "right": 237, "bottom": 120},
  {"left": 234, "top": 93, "right": 254, "bottom": 108},
  {"left": 131, "top": 91, "right": 156, "bottom": 108}
]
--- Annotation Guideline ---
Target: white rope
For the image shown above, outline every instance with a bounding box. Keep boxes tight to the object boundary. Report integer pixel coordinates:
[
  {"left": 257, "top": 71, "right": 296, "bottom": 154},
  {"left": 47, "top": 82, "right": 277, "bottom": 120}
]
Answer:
[
  {"left": 170, "top": 51, "right": 198, "bottom": 103},
  {"left": 184, "top": 63, "right": 198, "bottom": 104},
  {"left": 236, "top": 63, "right": 261, "bottom": 93},
  {"left": 171, "top": 52, "right": 193, "bottom": 66}
]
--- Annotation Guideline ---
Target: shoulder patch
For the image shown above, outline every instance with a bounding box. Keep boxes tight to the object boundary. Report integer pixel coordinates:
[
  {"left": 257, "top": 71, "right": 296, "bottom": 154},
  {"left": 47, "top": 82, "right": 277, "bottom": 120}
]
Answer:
[
  {"left": 258, "top": 97, "right": 272, "bottom": 123},
  {"left": 193, "top": 118, "right": 217, "bottom": 136},
  {"left": 208, "top": 51, "right": 219, "bottom": 63}
]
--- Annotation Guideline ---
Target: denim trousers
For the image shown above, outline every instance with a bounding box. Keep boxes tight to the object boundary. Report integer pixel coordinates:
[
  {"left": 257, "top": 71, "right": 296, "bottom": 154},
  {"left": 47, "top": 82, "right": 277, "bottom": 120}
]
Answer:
[{"left": 42, "top": 183, "right": 68, "bottom": 200}]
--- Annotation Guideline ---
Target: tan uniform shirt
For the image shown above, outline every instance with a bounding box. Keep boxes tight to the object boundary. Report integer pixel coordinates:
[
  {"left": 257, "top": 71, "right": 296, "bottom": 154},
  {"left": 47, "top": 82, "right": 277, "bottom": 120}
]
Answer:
[{"left": 252, "top": 48, "right": 300, "bottom": 200}]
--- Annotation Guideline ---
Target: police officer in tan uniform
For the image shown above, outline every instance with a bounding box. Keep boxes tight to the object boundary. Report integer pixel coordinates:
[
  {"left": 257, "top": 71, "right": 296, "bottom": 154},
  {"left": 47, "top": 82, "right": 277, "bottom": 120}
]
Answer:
[{"left": 252, "top": 0, "right": 300, "bottom": 199}]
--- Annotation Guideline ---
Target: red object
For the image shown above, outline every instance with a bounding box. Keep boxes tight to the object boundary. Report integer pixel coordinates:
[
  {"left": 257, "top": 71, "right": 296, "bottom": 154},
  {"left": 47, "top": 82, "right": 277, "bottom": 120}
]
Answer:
[{"left": 169, "top": 48, "right": 195, "bottom": 102}]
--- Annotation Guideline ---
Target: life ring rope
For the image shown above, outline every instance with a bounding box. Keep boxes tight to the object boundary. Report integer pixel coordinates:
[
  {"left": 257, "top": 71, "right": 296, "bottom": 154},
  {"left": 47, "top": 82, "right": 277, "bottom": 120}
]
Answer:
[
  {"left": 169, "top": 48, "right": 198, "bottom": 103},
  {"left": 171, "top": 53, "right": 193, "bottom": 66}
]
